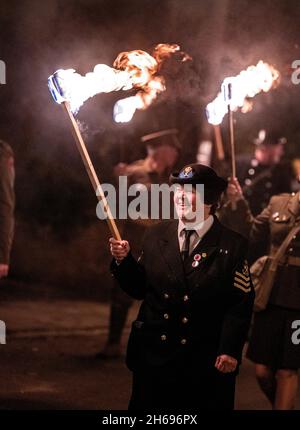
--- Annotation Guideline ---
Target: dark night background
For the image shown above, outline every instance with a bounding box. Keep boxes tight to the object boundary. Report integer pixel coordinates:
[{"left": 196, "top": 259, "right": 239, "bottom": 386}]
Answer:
[{"left": 0, "top": 0, "right": 300, "bottom": 297}]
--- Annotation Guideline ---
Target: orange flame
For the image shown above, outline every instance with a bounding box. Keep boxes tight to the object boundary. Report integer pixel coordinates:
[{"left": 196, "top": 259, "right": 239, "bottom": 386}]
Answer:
[{"left": 114, "top": 44, "right": 190, "bottom": 122}]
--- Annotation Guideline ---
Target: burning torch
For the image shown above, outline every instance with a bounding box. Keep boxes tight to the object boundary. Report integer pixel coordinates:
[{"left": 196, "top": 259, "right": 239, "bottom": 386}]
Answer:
[
  {"left": 222, "top": 79, "right": 236, "bottom": 178},
  {"left": 47, "top": 44, "right": 190, "bottom": 239},
  {"left": 48, "top": 71, "right": 121, "bottom": 240},
  {"left": 206, "top": 60, "right": 280, "bottom": 166},
  {"left": 222, "top": 79, "right": 237, "bottom": 210}
]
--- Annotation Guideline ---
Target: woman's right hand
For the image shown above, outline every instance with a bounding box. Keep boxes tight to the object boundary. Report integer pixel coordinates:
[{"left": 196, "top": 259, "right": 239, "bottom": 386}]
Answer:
[
  {"left": 109, "top": 238, "right": 130, "bottom": 263},
  {"left": 226, "top": 177, "right": 244, "bottom": 204}
]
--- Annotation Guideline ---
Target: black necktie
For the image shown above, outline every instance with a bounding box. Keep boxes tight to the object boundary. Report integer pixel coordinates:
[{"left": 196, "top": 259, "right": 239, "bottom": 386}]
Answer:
[{"left": 181, "top": 229, "right": 194, "bottom": 261}]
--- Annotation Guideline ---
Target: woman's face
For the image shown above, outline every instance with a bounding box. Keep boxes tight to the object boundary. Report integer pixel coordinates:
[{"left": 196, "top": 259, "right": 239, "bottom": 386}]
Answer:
[{"left": 173, "top": 185, "right": 211, "bottom": 223}]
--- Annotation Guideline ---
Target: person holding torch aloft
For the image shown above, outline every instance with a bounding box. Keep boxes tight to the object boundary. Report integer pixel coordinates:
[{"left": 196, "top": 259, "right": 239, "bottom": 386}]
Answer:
[
  {"left": 109, "top": 163, "right": 254, "bottom": 410},
  {"left": 99, "top": 129, "right": 181, "bottom": 359},
  {"left": 222, "top": 174, "right": 300, "bottom": 410}
]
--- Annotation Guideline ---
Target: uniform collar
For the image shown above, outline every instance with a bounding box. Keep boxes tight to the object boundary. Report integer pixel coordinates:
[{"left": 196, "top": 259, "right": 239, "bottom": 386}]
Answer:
[
  {"left": 158, "top": 217, "right": 222, "bottom": 287},
  {"left": 178, "top": 215, "right": 214, "bottom": 240}
]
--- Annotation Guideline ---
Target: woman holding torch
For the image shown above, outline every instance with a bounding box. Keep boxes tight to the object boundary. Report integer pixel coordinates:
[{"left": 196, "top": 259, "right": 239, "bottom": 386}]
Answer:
[{"left": 109, "top": 163, "right": 254, "bottom": 410}]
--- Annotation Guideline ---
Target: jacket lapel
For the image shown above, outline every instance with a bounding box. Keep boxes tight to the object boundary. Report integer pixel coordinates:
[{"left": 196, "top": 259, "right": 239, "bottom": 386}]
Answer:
[
  {"left": 184, "top": 216, "right": 222, "bottom": 275},
  {"left": 158, "top": 220, "right": 186, "bottom": 288},
  {"left": 157, "top": 217, "right": 223, "bottom": 284}
]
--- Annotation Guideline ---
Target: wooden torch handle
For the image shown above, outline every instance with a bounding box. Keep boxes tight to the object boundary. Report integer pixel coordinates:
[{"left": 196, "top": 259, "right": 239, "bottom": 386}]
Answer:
[
  {"left": 228, "top": 107, "right": 236, "bottom": 178},
  {"left": 228, "top": 106, "right": 237, "bottom": 210},
  {"left": 213, "top": 125, "right": 225, "bottom": 161},
  {"left": 62, "top": 101, "right": 122, "bottom": 240}
]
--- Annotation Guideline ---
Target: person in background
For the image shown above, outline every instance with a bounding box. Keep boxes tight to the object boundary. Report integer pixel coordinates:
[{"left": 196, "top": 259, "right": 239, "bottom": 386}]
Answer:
[
  {"left": 0, "top": 140, "right": 15, "bottom": 279},
  {"left": 97, "top": 129, "right": 181, "bottom": 359},
  {"left": 236, "top": 129, "right": 292, "bottom": 217},
  {"left": 224, "top": 174, "right": 300, "bottom": 410}
]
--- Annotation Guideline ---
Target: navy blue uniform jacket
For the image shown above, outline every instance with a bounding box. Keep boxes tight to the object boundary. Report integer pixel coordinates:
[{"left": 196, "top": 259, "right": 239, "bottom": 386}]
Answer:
[{"left": 111, "top": 216, "right": 254, "bottom": 373}]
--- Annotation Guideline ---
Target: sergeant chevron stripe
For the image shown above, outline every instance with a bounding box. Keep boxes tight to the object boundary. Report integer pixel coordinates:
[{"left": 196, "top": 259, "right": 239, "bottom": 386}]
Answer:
[
  {"left": 234, "top": 282, "right": 251, "bottom": 293},
  {"left": 234, "top": 276, "right": 251, "bottom": 287},
  {"left": 234, "top": 260, "right": 251, "bottom": 292},
  {"left": 235, "top": 271, "right": 250, "bottom": 282}
]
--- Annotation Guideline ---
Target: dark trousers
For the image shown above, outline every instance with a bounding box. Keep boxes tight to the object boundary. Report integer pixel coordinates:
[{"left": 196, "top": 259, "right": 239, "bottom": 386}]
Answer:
[{"left": 128, "top": 365, "right": 236, "bottom": 410}]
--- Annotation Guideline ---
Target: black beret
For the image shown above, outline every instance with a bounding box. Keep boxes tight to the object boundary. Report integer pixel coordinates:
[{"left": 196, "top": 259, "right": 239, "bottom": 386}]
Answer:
[{"left": 169, "top": 163, "right": 228, "bottom": 204}]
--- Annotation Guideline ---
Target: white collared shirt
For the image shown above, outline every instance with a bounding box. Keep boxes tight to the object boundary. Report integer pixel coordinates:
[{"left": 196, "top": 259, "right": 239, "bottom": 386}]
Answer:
[{"left": 178, "top": 215, "right": 214, "bottom": 255}]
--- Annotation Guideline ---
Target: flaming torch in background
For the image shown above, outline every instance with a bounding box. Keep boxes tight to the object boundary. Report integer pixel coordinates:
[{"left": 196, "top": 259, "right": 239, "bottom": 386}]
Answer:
[
  {"left": 48, "top": 44, "right": 189, "bottom": 238},
  {"left": 206, "top": 61, "right": 280, "bottom": 172}
]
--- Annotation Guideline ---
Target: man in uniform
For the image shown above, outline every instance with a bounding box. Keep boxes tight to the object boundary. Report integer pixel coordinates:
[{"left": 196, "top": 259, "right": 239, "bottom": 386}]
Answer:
[
  {"left": 109, "top": 163, "right": 254, "bottom": 409},
  {"left": 236, "top": 129, "right": 292, "bottom": 216},
  {"left": 0, "top": 139, "right": 15, "bottom": 279},
  {"left": 98, "top": 129, "right": 181, "bottom": 359}
]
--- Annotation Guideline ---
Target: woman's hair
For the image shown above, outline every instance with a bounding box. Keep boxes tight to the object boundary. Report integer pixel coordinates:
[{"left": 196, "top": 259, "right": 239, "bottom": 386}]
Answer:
[{"left": 209, "top": 200, "right": 220, "bottom": 215}]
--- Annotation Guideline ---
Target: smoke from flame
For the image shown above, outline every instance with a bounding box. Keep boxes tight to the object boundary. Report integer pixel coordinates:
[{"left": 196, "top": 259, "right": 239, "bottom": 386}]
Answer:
[
  {"left": 206, "top": 61, "right": 280, "bottom": 126},
  {"left": 53, "top": 43, "right": 191, "bottom": 120}
]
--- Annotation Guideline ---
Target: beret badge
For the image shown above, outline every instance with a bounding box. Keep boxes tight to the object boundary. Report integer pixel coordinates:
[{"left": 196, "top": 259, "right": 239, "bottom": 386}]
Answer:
[{"left": 179, "top": 166, "right": 194, "bottom": 179}]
